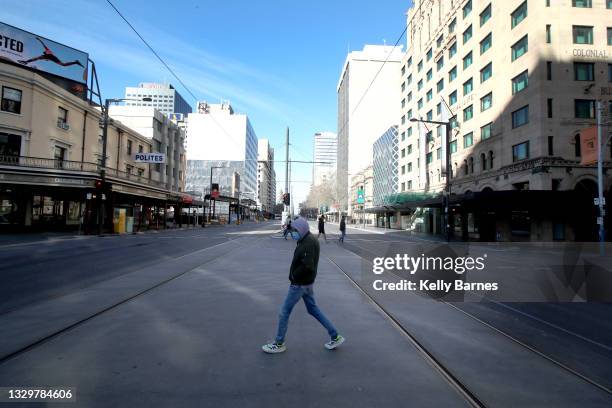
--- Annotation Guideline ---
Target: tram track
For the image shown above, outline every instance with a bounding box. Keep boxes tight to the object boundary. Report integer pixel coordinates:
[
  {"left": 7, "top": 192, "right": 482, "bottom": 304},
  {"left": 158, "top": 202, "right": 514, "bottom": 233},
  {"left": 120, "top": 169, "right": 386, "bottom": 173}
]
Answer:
[
  {"left": 327, "top": 240, "right": 612, "bottom": 404},
  {"left": 0, "top": 234, "right": 255, "bottom": 365}
]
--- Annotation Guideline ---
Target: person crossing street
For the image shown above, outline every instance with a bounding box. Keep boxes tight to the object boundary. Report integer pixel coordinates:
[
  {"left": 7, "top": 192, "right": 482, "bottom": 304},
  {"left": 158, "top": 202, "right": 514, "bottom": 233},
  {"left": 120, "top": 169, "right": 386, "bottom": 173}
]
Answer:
[{"left": 262, "top": 217, "right": 345, "bottom": 353}]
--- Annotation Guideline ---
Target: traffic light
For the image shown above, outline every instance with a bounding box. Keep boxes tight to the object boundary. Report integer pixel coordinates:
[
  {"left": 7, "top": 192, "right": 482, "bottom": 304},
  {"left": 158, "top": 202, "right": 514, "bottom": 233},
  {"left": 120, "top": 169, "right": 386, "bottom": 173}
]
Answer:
[
  {"left": 282, "top": 193, "right": 290, "bottom": 205},
  {"left": 95, "top": 180, "right": 104, "bottom": 189}
]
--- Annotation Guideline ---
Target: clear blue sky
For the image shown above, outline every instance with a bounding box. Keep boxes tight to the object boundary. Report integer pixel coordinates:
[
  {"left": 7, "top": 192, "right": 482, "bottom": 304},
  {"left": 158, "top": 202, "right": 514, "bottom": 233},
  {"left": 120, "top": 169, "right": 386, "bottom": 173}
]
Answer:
[{"left": 4, "top": 0, "right": 410, "bottom": 204}]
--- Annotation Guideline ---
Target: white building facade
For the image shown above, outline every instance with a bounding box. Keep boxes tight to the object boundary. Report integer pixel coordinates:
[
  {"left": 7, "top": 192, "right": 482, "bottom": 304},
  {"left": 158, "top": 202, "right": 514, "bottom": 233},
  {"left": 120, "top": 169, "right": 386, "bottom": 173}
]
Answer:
[
  {"left": 107, "top": 106, "right": 186, "bottom": 193},
  {"left": 337, "top": 45, "right": 405, "bottom": 212},
  {"left": 124, "top": 83, "right": 192, "bottom": 116},
  {"left": 185, "top": 102, "right": 258, "bottom": 198},
  {"left": 312, "top": 131, "right": 337, "bottom": 187}
]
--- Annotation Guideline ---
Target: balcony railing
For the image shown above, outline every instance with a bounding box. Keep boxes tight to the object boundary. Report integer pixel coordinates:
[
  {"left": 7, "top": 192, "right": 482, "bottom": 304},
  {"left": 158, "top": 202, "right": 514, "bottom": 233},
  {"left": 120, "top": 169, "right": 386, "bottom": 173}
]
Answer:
[{"left": 0, "top": 155, "right": 169, "bottom": 190}]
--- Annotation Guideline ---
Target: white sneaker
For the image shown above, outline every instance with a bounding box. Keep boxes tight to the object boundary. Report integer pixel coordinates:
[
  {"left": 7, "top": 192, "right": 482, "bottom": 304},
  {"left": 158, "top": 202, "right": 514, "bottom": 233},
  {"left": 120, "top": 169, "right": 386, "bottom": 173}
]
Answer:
[
  {"left": 262, "top": 342, "right": 286, "bottom": 354},
  {"left": 324, "top": 335, "right": 345, "bottom": 350}
]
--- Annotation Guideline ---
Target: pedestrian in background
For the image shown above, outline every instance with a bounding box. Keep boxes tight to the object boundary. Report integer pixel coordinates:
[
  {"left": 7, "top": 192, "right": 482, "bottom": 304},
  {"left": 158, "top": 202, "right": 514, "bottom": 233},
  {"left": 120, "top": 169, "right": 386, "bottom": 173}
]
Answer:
[
  {"left": 317, "top": 215, "right": 327, "bottom": 242},
  {"left": 262, "top": 217, "right": 345, "bottom": 353},
  {"left": 283, "top": 219, "right": 292, "bottom": 240},
  {"left": 339, "top": 216, "right": 346, "bottom": 243}
]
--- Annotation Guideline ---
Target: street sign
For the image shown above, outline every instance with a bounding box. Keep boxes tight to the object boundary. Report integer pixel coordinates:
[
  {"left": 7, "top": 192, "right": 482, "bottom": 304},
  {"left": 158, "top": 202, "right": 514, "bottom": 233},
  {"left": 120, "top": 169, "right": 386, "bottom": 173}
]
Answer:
[
  {"left": 594, "top": 197, "right": 606, "bottom": 205},
  {"left": 134, "top": 153, "right": 165, "bottom": 163},
  {"left": 357, "top": 189, "right": 365, "bottom": 204}
]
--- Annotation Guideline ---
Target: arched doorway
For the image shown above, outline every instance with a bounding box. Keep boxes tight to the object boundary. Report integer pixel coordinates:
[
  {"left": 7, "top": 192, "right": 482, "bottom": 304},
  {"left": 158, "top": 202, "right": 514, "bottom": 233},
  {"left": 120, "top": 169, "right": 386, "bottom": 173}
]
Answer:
[{"left": 573, "top": 178, "right": 598, "bottom": 241}]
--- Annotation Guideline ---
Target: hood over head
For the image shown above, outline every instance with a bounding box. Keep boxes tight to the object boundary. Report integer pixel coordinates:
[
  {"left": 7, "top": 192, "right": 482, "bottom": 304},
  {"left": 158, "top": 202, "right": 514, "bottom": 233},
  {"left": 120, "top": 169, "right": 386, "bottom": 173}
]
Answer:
[{"left": 291, "top": 217, "right": 310, "bottom": 238}]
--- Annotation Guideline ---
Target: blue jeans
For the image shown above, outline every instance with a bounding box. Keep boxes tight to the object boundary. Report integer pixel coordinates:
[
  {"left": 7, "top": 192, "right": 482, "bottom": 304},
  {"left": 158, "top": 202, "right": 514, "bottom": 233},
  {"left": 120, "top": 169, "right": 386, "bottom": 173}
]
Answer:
[
  {"left": 339, "top": 230, "right": 346, "bottom": 242},
  {"left": 275, "top": 284, "right": 338, "bottom": 343}
]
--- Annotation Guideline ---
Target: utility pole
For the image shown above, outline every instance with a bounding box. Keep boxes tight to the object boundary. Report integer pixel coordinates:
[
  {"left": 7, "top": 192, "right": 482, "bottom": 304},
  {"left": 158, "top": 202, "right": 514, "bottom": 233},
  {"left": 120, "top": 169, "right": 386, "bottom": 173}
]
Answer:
[
  {"left": 596, "top": 100, "right": 606, "bottom": 254},
  {"left": 285, "top": 127, "right": 290, "bottom": 220}
]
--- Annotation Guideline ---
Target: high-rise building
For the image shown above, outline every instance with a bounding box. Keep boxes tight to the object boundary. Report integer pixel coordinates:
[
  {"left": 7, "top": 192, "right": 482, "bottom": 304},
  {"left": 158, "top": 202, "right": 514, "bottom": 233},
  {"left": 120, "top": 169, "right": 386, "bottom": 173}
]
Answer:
[
  {"left": 388, "top": 0, "right": 611, "bottom": 241},
  {"left": 124, "top": 83, "right": 192, "bottom": 116},
  {"left": 257, "top": 139, "right": 276, "bottom": 213},
  {"left": 185, "top": 102, "right": 258, "bottom": 199},
  {"left": 337, "top": 45, "right": 405, "bottom": 212},
  {"left": 373, "top": 126, "right": 399, "bottom": 207},
  {"left": 312, "top": 131, "right": 337, "bottom": 186}
]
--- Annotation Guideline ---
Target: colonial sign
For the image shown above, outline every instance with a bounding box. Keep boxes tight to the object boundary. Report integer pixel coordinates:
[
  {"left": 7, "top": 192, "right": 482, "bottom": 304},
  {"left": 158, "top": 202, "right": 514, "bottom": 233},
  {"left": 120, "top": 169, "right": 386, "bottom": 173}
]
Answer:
[{"left": 572, "top": 49, "right": 608, "bottom": 59}]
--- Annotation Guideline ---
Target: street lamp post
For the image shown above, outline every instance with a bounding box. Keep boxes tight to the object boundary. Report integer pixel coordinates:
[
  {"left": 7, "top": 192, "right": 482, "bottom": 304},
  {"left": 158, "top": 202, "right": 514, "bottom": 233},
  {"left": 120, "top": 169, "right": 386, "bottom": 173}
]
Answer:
[
  {"left": 410, "top": 117, "right": 452, "bottom": 242},
  {"left": 98, "top": 96, "right": 151, "bottom": 235}
]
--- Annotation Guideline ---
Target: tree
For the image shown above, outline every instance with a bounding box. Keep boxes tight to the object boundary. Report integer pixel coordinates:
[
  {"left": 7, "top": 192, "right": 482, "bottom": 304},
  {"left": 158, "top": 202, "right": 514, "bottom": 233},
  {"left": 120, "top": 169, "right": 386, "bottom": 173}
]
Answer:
[{"left": 305, "top": 175, "right": 338, "bottom": 211}]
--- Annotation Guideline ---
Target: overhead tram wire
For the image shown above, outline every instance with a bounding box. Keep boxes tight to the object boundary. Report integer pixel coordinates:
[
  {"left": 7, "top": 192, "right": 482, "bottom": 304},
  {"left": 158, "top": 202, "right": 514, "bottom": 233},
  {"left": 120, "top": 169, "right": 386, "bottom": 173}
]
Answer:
[{"left": 105, "top": 0, "right": 246, "bottom": 152}]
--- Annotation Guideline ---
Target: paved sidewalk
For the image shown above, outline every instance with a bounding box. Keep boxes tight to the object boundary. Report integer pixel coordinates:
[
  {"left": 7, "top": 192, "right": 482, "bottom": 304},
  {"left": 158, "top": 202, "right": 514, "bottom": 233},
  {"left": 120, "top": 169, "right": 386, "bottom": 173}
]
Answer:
[{"left": 0, "top": 228, "right": 468, "bottom": 407}]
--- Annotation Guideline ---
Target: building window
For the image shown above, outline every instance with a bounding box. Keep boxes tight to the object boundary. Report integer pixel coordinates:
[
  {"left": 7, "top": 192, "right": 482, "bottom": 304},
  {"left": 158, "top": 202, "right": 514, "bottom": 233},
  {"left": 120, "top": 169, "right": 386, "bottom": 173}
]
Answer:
[
  {"left": 572, "top": 0, "right": 592, "bottom": 7},
  {"left": 408, "top": 109, "right": 413, "bottom": 119},
  {"left": 57, "top": 107, "right": 68, "bottom": 126},
  {"left": 511, "top": 35, "right": 528, "bottom": 61},
  {"left": 127, "top": 140, "right": 132, "bottom": 155},
  {"left": 547, "top": 61, "right": 552, "bottom": 80},
  {"left": 463, "top": 0, "right": 472, "bottom": 18},
  {"left": 407, "top": 74, "right": 412, "bottom": 85},
  {"left": 575, "top": 134, "right": 582, "bottom": 157},
  {"left": 608, "top": 0, "right": 612, "bottom": 9},
  {"left": 448, "top": 17, "right": 457, "bottom": 33},
  {"left": 418, "top": 80, "right": 423, "bottom": 91},
  {"left": 437, "top": 57, "right": 444, "bottom": 72},
  {"left": 463, "top": 51, "right": 473, "bottom": 69},
  {"left": 401, "top": 98, "right": 406, "bottom": 109},
  {"left": 401, "top": 182, "right": 405, "bottom": 192},
  {"left": 418, "top": 99, "right": 424, "bottom": 110},
  {"left": 401, "top": 148, "right": 406, "bottom": 158},
  {"left": 126, "top": 164, "right": 133, "bottom": 174},
  {"left": 463, "top": 25, "right": 473, "bottom": 44},
  {"left": 418, "top": 60, "right": 423, "bottom": 72},
  {"left": 427, "top": 110, "right": 433, "bottom": 121},
  {"left": 449, "top": 66, "right": 457, "bottom": 82},
  {"left": 408, "top": 162, "right": 413, "bottom": 172},
  {"left": 574, "top": 62, "right": 595, "bottom": 81},
  {"left": 511, "top": 1, "right": 528, "bottom": 29},
  {"left": 464, "top": 132, "right": 474, "bottom": 148},
  {"left": 609, "top": 64, "right": 612, "bottom": 82},
  {"left": 401, "top": 165, "right": 406, "bottom": 175},
  {"left": 1, "top": 87, "right": 22, "bottom": 114},
  {"left": 449, "top": 42, "right": 457, "bottom": 58},
  {"left": 426, "top": 69, "right": 433, "bottom": 82},
  {"left": 401, "top": 115, "right": 406, "bottom": 125},
  {"left": 138, "top": 168, "right": 145, "bottom": 177},
  {"left": 481, "top": 93, "right": 493, "bottom": 111},
  {"left": 437, "top": 79, "right": 444, "bottom": 92},
  {"left": 573, "top": 26, "right": 593, "bottom": 44},
  {"left": 408, "top": 180, "right": 413, "bottom": 190},
  {"left": 408, "top": 127, "right": 413, "bottom": 137},
  {"left": 469, "top": 157, "right": 474, "bottom": 173},
  {"left": 512, "top": 141, "right": 529, "bottom": 162},
  {"left": 450, "top": 140, "right": 457, "bottom": 153},
  {"left": 548, "top": 136, "right": 554, "bottom": 156},
  {"left": 480, "top": 63, "right": 492, "bottom": 83},
  {"left": 547, "top": 98, "right": 553, "bottom": 118},
  {"left": 463, "top": 105, "right": 474, "bottom": 121},
  {"left": 426, "top": 48, "right": 433, "bottom": 61},
  {"left": 481, "top": 153, "right": 487, "bottom": 171},
  {"left": 407, "top": 91, "right": 412, "bottom": 102},
  {"left": 401, "top": 82, "right": 406, "bottom": 92},
  {"left": 426, "top": 89, "right": 433, "bottom": 102},
  {"left": 401, "top": 65, "right": 406, "bottom": 76},
  {"left": 138, "top": 144, "right": 143, "bottom": 153},
  {"left": 480, "top": 33, "right": 492, "bottom": 54},
  {"left": 512, "top": 105, "right": 529, "bottom": 128},
  {"left": 401, "top": 131, "right": 406, "bottom": 141},
  {"left": 437, "top": 35, "right": 444, "bottom": 48},
  {"left": 608, "top": 27, "right": 612, "bottom": 45},
  {"left": 480, "top": 4, "right": 491, "bottom": 26},
  {"left": 54, "top": 146, "right": 66, "bottom": 168},
  {"left": 408, "top": 56, "right": 413, "bottom": 67},
  {"left": 463, "top": 78, "right": 473, "bottom": 95},
  {"left": 488, "top": 150, "right": 494, "bottom": 169},
  {"left": 512, "top": 70, "right": 529, "bottom": 94},
  {"left": 408, "top": 144, "right": 413, "bottom": 154},
  {"left": 575, "top": 99, "right": 595, "bottom": 119},
  {"left": 481, "top": 123, "right": 492, "bottom": 140},
  {"left": 426, "top": 152, "right": 433, "bottom": 164},
  {"left": 449, "top": 90, "right": 457, "bottom": 105}
]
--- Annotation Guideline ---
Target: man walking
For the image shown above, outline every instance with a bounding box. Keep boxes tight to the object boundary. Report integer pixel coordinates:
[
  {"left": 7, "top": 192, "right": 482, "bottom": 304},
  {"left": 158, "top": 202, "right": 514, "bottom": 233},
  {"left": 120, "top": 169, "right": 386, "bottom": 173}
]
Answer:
[
  {"left": 339, "top": 216, "right": 346, "bottom": 243},
  {"left": 262, "top": 217, "right": 345, "bottom": 353}
]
